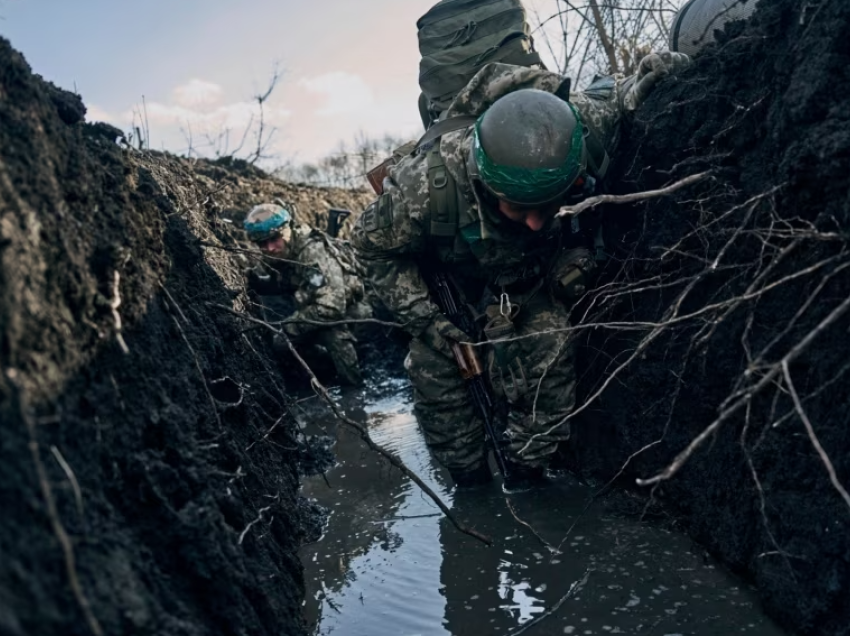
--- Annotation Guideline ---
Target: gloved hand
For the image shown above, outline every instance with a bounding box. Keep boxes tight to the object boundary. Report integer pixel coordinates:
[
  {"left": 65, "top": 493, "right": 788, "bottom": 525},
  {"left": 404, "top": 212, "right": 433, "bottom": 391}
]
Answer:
[
  {"left": 419, "top": 315, "right": 470, "bottom": 357},
  {"left": 548, "top": 247, "right": 595, "bottom": 302},
  {"left": 624, "top": 51, "right": 691, "bottom": 112}
]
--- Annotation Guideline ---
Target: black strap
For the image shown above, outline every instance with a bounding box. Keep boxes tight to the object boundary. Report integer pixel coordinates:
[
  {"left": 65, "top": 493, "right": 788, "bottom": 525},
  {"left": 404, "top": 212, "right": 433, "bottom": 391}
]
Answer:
[
  {"left": 501, "top": 50, "right": 543, "bottom": 68},
  {"left": 584, "top": 128, "right": 610, "bottom": 179},
  {"left": 416, "top": 115, "right": 477, "bottom": 150},
  {"left": 426, "top": 142, "right": 459, "bottom": 238}
]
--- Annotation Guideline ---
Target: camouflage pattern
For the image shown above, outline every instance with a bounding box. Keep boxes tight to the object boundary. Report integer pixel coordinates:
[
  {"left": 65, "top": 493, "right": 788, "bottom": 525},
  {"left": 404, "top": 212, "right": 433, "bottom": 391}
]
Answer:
[
  {"left": 352, "top": 62, "right": 634, "bottom": 470},
  {"left": 256, "top": 224, "right": 369, "bottom": 385},
  {"left": 622, "top": 51, "right": 691, "bottom": 112},
  {"left": 407, "top": 289, "right": 575, "bottom": 473}
]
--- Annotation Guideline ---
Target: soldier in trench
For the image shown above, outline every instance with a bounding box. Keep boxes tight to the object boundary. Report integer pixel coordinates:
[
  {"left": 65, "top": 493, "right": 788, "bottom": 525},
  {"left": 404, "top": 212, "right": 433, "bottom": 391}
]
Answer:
[
  {"left": 351, "top": 55, "right": 690, "bottom": 488},
  {"left": 243, "top": 202, "right": 371, "bottom": 386}
]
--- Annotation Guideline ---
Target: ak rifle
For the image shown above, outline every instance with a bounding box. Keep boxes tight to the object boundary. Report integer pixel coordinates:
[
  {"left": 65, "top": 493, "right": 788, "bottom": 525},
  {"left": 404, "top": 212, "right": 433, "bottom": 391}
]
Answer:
[{"left": 430, "top": 272, "right": 510, "bottom": 480}]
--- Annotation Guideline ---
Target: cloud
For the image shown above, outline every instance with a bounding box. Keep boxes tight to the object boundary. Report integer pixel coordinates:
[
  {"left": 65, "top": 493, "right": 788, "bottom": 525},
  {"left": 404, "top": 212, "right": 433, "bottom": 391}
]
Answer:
[
  {"left": 121, "top": 78, "right": 291, "bottom": 134},
  {"left": 85, "top": 104, "right": 114, "bottom": 124},
  {"left": 172, "top": 79, "right": 224, "bottom": 109},
  {"left": 299, "top": 72, "right": 374, "bottom": 116}
]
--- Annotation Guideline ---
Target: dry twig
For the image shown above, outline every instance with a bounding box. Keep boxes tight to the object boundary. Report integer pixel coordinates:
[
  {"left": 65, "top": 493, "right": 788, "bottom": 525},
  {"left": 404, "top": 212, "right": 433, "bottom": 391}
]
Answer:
[
  {"left": 160, "top": 287, "right": 222, "bottom": 429},
  {"left": 110, "top": 271, "right": 130, "bottom": 354},
  {"left": 637, "top": 293, "right": 850, "bottom": 487},
  {"left": 50, "top": 446, "right": 84, "bottom": 522},
  {"left": 558, "top": 172, "right": 710, "bottom": 217},
  {"left": 215, "top": 304, "right": 493, "bottom": 545},
  {"left": 503, "top": 568, "right": 591, "bottom": 636},
  {"left": 505, "top": 498, "right": 561, "bottom": 554},
  {"left": 782, "top": 361, "right": 850, "bottom": 514}
]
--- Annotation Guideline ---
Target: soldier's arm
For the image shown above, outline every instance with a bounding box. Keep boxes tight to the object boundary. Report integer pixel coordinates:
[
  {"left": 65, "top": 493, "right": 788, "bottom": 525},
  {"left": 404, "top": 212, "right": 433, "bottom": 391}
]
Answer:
[
  {"left": 287, "top": 241, "right": 347, "bottom": 335},
  {"left": 246, "top": 264, "right": 287, "bottom": 296},
  {"left": 571, "top": 51, "right": 689, "bottom": 157},
  {"left": 569, "top": 77, "right": 634, "bottom": 158},
  {"left": 350, "top": 169, "right": 442, "bottom": 339}
]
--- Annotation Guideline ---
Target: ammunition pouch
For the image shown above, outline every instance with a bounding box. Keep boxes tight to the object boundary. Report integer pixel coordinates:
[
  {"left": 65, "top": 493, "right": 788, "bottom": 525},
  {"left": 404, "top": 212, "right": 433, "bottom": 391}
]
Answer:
[
  {"left": 483, "top": 302, "right": 528, "bottom": 402},
  {"left": 483, "top": 302, "right": 520, "bottom": 344},
  {"left": 548, "top": 247, "right": 596, "bottom": 302}
]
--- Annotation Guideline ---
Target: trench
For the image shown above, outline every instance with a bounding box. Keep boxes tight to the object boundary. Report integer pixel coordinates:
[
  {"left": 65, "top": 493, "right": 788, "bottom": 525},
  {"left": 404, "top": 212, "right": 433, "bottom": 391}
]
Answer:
[{"left": 297, "top": 376, "right": 786, "bottom": 636}]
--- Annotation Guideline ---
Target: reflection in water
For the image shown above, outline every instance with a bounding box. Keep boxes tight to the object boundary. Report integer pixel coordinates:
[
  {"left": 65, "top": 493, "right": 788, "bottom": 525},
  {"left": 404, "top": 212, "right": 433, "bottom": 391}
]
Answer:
[{"left": 299, "top": 379, "right": 786, "bottom": 636}]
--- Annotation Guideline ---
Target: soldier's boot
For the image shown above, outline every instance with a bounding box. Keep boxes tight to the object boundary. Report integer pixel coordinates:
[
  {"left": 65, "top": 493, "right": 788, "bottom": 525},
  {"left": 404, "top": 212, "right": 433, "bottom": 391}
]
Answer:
[
  {"left": 328, "top": 340, "right": 363, "bottom": 386},
  {"left": 321, "top": 328, "right": 364, "bottom": 387}
]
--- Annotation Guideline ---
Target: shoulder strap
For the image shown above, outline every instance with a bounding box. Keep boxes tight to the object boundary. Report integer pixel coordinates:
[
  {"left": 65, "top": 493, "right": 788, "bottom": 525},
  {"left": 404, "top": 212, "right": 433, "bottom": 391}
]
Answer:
[
  {"left": 502, "top": 50, "right": 543, "bottom": 69},
  {"left": 416, "top": 115, "right": 477, "bottom": 151},
  {"left": 584, "top": 127, "right": 611, "bottom": 180},
  {"left": 426, "top": 141, "right": 460, "bottom": 238}
]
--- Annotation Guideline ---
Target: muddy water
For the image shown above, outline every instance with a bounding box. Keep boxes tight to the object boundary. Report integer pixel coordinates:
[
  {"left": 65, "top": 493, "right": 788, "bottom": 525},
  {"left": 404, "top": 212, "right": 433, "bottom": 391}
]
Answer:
[{"left": 298, "top": 378, "right": 786, "bottom": 636}]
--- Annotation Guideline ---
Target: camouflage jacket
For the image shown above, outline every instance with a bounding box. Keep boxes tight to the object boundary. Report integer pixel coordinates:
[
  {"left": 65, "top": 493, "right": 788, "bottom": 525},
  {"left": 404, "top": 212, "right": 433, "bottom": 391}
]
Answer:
[
  {"left": 351, "top": 63, "right": 633, "bottom": 339},
  {"left": 252, "top": 225, "right": 365, "bottom": 333}
]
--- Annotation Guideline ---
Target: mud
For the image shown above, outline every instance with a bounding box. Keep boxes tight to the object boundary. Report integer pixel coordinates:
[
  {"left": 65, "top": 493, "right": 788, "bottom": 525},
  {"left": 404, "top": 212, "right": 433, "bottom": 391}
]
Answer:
[
  {"left": 0, "top": 37, "right": 353, "bottom": 636},
  {"left": 568, "top": 1, "right": 850, "bottom": 635}
]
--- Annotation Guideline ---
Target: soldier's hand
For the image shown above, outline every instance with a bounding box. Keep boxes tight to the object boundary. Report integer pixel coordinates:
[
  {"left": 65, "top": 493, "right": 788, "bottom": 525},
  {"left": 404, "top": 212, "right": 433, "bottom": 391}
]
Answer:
[
  {"left": 548, "top": 247, "right": 595, "bottom": 301},
  {"left": 420, "top": 315, "right": 470, "bottom": 356},
  {"left": 625, "top": 51, "right": 691, "bottom": 111}
]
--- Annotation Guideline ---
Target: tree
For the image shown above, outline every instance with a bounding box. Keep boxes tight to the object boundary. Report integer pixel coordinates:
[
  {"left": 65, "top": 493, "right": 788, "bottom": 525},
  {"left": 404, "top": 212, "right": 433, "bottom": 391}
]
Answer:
[{"left": 530, "top": 0, "right": 685, "bottom": 85}]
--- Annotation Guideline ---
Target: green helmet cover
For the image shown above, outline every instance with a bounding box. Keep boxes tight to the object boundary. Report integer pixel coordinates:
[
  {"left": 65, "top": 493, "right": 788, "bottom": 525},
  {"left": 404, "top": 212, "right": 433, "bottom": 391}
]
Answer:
[{"left": 472, "top": 94, "right": 585, "bottom": 206}]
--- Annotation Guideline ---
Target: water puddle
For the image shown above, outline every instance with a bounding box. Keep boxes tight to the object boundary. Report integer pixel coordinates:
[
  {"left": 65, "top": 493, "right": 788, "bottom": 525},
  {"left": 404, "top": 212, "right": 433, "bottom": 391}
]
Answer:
[{"left": 298, "top": 377, "right": 786, "bottom": 636}]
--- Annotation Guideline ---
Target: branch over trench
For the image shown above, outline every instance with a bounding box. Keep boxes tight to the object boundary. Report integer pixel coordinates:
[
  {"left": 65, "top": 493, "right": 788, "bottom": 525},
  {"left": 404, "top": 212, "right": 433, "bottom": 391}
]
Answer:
[{"left": 211, "top": 303, "right": 494, "bottom": 546}]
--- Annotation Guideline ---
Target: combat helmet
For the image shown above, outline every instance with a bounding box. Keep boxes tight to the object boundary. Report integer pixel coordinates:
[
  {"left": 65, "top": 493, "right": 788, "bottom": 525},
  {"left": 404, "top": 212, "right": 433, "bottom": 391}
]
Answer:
[
  {"left": 469, "top": 89, "right": 586, "bottom": 207},
  {"left": 243, "top": 203, "right": 292, "bottom": 243}
]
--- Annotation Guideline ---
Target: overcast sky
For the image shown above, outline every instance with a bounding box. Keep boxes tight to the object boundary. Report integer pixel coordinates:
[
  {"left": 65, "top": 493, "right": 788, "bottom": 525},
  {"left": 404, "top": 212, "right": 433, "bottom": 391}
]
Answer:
[{"left": 1, "top": 0, "right": 566, "bottom": 167}]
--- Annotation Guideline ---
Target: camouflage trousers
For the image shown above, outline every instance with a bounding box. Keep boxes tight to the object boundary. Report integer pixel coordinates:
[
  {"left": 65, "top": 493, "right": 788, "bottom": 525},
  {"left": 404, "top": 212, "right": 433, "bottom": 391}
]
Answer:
[
  {"left": 405, "top": 289, "right": 575, "bottom": 473},
  {"left": 289, "top": 327, "right": 362, "bottom": 386}
]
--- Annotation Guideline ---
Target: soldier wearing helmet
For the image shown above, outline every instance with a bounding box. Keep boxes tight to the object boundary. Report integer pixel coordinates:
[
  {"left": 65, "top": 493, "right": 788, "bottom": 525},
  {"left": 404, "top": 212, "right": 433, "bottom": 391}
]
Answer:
[
  {"left": 352, "top": 55, "right": 688, "bottom": 488},
  {"left": 244, "top": 203, "right": 369, "bottom": 386}
]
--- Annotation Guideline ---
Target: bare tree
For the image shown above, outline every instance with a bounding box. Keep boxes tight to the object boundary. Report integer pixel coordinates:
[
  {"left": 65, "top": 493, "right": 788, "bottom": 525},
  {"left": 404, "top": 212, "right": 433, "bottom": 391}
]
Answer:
[
  {"left": 530, "top": 0, "right": 685, "bottom": 85},
  {"left": 176, "top": 63, "right": 283, "bottom": 165},
  {"left": 275, "top": 131, "right": 408, "bottom": 189}
]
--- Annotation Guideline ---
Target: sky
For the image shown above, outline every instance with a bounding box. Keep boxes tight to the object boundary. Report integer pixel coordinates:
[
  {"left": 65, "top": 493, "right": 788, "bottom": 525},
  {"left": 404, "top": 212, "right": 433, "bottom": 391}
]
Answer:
[{"left": 0, "top": 0, "right": 565, "bottom": 167}]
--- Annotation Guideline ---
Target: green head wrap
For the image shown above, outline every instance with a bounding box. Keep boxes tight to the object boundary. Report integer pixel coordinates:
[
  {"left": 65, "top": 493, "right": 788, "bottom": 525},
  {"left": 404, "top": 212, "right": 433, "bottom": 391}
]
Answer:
[{"left": 472, "top": 101, "right": 585, "bottom": 206}]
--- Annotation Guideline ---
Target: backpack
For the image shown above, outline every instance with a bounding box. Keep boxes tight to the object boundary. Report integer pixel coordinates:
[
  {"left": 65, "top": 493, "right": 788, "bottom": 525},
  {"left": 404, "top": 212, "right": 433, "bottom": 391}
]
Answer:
[{"left": 417, "top": 0, "right": 542, "bottom": 125}]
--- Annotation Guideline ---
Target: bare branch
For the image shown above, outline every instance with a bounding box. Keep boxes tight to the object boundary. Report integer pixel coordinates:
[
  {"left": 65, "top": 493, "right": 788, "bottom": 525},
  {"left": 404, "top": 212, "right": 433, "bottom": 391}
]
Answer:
[
  {"left": 783, "top": 361, "right": 850, "bottom": 514},
  {"left": 636, "top": 292, "right": 850, "bottom": 487},
  {"left": 215, "top": 304, "right": 494, "bottom": 545},
  {"left": 557, "top": 172, "right": 711, "bottom": 217}
]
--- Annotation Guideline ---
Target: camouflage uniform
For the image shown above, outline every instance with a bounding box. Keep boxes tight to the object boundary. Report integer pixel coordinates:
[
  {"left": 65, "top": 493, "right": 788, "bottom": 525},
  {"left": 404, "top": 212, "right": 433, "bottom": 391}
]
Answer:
[
  {"left": 352, "top": 63, "right": 633, "bottom": 473},
  {"left": 252, "top": 225, "right": 370, "bottom": 386}
]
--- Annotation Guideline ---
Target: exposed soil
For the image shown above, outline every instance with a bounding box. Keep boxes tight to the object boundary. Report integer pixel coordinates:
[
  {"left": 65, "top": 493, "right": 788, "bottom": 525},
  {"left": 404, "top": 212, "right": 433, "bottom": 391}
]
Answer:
[
  {"left": 569, "top": 1, "right": 850, "bottom": 635},
  {"left": 2, "top": 0, "right": 849, "bottom": 634},
  {"left": 0, "top": 38, "right": 372, "bottom": 636}
]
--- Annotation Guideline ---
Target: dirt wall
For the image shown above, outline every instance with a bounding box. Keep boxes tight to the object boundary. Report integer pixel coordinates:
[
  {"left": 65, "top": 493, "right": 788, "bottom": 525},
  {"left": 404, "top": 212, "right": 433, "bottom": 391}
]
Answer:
[
  {"left": 0, "top": 38, "right": 336, "bottom": 636},
  {"left": 570, "top": 1, "right": 850, "bottom": 634}
]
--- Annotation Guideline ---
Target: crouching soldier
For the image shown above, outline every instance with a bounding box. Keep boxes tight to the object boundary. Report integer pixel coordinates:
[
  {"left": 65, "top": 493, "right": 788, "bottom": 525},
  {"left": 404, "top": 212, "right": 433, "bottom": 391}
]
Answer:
[
  {"left": 243, "top": 202, "right": 370, "bottom": 386},
  {"left": 352, "top": 55, "right": 690, "bottom": 487}
]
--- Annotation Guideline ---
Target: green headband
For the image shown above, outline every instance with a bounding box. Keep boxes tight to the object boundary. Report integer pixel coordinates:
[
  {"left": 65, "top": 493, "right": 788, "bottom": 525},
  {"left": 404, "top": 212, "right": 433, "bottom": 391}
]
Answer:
[{"left": 472, "top": 101, "right": 585, "bottom": 206}]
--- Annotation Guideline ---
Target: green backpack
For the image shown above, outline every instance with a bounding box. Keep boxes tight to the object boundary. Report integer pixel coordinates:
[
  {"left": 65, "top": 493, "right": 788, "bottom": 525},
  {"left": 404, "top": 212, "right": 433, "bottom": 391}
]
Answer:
[{"left": 417, "top": 0, "right": 542, "bottom": 123}]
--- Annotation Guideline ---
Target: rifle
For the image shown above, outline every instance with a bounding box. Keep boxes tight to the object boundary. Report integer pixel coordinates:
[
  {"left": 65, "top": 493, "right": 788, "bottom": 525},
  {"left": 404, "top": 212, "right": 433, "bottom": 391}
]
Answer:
[
  {"left": 430, "top": 271, "right": 510, "bottom": 480},
  {"left": 327, "top": 208, "right": 351, "bottom": 238}
]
